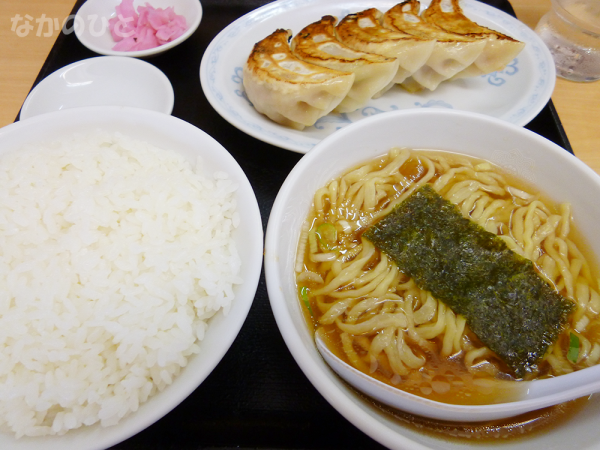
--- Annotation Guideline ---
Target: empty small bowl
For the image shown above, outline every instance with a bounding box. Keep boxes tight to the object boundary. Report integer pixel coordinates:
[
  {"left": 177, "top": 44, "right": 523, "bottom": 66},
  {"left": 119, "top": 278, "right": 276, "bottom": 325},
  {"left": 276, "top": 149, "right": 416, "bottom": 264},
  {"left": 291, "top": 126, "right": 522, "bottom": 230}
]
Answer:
[
  {"left": 74, "top": 0, "right": 202, "bottom": 58},
  {"left": 20, "top": 56, "right": 174, "bottom": 120}
]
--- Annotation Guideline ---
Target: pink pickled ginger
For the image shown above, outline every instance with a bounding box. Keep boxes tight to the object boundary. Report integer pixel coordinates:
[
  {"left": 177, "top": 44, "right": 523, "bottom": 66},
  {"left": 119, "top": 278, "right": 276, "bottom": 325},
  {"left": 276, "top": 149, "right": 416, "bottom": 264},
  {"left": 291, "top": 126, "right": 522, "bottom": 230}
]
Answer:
[{"left": 109, "top": 0, "right": 188, "bottom": 52}]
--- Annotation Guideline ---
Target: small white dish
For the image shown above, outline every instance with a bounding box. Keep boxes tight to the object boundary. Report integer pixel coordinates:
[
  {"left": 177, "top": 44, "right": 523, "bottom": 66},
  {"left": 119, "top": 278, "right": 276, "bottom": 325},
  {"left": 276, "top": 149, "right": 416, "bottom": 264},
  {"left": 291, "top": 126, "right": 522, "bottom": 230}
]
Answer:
[
  {"left": 0, "top": 106, "right": 263, "bottom": 449},
  {"left": 20, "top": 56, "right": 174, "bottom": 120},
  {"left": 74, "top": 0, "right": 202, "bottom": 58},
  {"left": 200, "top": 0, "right": 556, "bottom": 153}
]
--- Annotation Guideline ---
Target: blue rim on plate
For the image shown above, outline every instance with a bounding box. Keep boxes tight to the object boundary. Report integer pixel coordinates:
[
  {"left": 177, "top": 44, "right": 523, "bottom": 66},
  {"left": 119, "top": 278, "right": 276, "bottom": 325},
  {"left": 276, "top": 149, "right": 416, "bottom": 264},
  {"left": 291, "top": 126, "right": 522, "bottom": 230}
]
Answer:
[{"left": 200, "top": 0, "right": 556, "bottom": 153}]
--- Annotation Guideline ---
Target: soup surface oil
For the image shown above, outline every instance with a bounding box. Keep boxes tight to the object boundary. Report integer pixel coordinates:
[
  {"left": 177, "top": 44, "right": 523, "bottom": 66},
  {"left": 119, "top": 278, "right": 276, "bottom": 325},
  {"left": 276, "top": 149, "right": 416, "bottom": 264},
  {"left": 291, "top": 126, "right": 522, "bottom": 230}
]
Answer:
[{"left": 297, "top": 149, "right": 600, "bottom": 441}]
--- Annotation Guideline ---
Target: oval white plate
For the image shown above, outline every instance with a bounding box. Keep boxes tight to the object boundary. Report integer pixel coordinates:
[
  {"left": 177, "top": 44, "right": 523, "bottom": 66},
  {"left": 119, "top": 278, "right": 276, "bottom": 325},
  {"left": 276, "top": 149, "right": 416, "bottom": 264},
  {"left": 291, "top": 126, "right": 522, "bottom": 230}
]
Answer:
[
  {"left": 200, "top": 0, "right": 556, "bottom": 153},
  {"left": 74, "top": 0, "right": 202, "bottom": 58},
  {"left": 20, "top": 56, "right": 174, "bottom": 120},
  {"left": 0, "top": 106, "right": 263, "bottom": 449}
]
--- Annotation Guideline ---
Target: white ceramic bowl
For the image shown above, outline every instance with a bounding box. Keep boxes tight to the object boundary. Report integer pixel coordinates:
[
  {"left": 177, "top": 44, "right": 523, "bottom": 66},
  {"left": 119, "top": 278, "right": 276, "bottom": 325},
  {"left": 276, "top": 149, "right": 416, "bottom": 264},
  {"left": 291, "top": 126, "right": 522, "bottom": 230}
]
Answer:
[
  {"left": 264, "top": 109, "right": 600, "bottom": 450},
  {"left": 74, "top": 0, "right": 202, "bottom": 58},
  {"left": 20, "top": 56, "right": 174, "bottom": 120},
  {"left": 0, "top": 106, "right": 263, "bottom": 450}
]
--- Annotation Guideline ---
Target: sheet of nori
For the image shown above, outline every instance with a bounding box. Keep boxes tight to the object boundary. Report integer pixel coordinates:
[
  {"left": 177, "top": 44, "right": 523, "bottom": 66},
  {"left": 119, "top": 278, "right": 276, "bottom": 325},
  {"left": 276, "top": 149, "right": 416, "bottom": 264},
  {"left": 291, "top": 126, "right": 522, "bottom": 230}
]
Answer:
[{"left": 363, "top": 185, "right": 574, "bottom": 377}]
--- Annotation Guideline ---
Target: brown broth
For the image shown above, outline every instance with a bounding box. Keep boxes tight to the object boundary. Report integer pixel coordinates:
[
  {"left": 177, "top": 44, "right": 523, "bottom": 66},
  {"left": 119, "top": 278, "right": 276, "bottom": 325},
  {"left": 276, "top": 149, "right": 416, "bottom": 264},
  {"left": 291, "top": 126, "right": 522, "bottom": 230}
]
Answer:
[
  {"left": 316, "top": 326, "right": 524, "bottom": 405},
  {"left": 374, "top": 393, "right": 591, "bottom": 443},
  {"left": 297, "top": 149, "right": 600, "bottom": 441}
]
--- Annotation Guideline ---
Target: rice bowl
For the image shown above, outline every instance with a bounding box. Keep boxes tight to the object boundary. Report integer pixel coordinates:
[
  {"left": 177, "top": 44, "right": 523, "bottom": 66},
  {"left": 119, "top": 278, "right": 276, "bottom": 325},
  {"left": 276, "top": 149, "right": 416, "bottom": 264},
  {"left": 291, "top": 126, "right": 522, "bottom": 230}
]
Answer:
[{"left": 0, "top": 106, "right": 263, "bottom": 449}]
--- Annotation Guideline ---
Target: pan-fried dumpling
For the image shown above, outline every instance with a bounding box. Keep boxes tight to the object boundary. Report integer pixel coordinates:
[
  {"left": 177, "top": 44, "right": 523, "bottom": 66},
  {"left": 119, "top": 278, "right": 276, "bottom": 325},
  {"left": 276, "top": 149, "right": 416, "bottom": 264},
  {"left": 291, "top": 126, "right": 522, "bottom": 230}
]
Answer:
[
  {"left": 335, "top": 8, "right": 436, "bottom": 85},
  {"left": 243, "top": 29, "right": 355, "bottom": 130},
  {"left": 422, "top": 0, "right": 525, "bottom": 77},
  {"left": 291, "top": 16, "right": 399, "bottom": 112},
  {"left": 382, "top": 0, "right": 486, "bottom": 91}
]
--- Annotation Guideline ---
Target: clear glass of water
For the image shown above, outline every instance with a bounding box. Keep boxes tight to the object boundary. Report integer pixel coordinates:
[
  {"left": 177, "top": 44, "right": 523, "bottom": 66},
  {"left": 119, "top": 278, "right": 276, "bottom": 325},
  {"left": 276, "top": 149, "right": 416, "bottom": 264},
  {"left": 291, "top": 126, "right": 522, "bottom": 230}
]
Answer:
[{"left": 535, "top": 0, "right": 600, "bottom": 82}]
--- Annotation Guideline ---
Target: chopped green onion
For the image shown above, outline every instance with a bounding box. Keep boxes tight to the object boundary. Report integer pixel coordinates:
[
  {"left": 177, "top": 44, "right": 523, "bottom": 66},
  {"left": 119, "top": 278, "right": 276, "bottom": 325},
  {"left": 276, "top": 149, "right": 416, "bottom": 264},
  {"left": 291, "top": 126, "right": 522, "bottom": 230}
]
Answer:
[
  {"left": 299, "top": 285, "right": 314, "bottom": 316},
  {"left": 316, "top": 223, "right": 337, "bottom": 251},
  {"left": 567, "top": 332, "right": 580, "bottom": 364}
]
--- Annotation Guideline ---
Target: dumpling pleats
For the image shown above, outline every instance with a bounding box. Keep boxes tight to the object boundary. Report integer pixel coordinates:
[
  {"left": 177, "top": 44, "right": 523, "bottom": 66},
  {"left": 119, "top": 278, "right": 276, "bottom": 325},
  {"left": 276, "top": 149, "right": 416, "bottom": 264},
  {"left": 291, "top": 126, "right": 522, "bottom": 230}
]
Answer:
[
  {"left": 243, "top": 29, "right": 355, "bottom": 130},
  {"left": 291, "top": 15, "right": 400, "bottom": 113},
  {"left": 335, "top": 9, "right": 436, "bottom": 85},
  {"left": 421, "top": 0, "right": 525, "bottom": 77},
  {"left": 382, "top": 0, "right": 486, "bottom": 91}
]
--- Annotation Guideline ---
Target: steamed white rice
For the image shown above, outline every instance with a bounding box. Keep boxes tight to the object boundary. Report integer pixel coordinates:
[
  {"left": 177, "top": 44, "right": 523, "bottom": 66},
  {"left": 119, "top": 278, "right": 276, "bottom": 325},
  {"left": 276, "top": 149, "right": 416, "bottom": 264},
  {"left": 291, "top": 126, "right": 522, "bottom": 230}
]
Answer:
[{"left": 0, "top": 131, "right": 241, "bottom": 437}]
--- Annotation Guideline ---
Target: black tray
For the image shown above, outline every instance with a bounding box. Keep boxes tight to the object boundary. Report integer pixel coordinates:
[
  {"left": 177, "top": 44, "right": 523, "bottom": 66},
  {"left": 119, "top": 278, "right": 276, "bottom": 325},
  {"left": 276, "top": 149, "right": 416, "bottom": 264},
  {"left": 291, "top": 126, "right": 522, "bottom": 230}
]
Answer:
[{"left": 20, "top": 1, "right": 572, "bottom": 448}]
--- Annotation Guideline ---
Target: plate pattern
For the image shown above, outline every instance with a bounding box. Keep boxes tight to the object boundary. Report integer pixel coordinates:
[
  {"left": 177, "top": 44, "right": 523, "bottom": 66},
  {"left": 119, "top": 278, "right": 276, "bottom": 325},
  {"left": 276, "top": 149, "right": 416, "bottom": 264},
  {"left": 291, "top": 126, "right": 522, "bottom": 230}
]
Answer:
[{"left": 201, "top": 0, "right": 555, "bottom": 153}]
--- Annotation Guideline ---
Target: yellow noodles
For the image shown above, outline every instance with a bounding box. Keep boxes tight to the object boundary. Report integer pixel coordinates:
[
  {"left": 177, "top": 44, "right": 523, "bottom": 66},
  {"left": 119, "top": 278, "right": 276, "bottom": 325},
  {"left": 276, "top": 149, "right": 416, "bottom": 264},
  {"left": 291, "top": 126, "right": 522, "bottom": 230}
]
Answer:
[{"left": 296, "top": 148, "right": 600, "bottom": 402}]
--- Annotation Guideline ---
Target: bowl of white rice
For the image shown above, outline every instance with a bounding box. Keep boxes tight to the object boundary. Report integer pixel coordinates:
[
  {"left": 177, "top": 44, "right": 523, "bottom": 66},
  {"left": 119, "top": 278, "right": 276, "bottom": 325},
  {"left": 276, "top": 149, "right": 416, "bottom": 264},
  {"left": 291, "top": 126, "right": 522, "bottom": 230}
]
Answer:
[{"left": 0, "top": 106, "right": 263, "bottom": 449}]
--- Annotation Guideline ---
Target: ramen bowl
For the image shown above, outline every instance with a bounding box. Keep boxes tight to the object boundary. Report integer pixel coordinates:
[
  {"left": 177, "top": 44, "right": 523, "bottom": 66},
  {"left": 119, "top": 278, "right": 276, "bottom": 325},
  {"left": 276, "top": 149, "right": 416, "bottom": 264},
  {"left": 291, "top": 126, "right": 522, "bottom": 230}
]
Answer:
[
  {"left": 264, "top": 109, "right": 600, "bottom": 449},
  {"left": 0, "top": 106, "right": 262, "bottom": 449}
]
